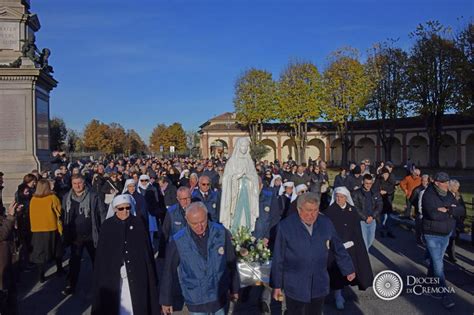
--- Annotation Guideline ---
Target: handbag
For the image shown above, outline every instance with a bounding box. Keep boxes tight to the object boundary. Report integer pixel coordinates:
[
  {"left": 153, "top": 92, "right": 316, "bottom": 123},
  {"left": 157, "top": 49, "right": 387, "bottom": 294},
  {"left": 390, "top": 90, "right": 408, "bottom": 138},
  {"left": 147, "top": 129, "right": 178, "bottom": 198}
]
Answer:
[{"left": 104, "top": 181, "right": 118, "bottom": 205}]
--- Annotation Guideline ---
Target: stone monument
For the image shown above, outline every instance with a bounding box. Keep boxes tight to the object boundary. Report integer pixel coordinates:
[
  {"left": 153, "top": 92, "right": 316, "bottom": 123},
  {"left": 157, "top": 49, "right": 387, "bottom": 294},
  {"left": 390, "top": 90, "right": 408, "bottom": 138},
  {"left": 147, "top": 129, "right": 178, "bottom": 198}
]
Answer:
[{"left": 0, "top": 0, "right": 57, "bottom": 203}]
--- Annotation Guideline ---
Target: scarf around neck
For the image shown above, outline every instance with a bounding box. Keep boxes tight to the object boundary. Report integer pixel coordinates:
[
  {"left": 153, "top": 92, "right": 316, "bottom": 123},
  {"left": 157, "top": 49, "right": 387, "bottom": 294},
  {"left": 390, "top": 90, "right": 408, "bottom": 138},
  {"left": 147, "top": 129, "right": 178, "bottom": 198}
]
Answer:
[
  {"left": 66, "top": 188, "right": 91, "bottom": 218},
  {"left": 434, "top": 183, "right": 448, "bottom": 197}
]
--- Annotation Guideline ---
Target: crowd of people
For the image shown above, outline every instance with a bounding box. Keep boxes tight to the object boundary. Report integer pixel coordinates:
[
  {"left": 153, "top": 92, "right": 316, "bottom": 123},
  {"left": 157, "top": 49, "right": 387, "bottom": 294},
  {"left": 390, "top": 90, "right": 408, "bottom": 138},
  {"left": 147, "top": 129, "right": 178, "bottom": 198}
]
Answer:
[{"left": 0, "top": 149, "right": 467, "bottom": 314}]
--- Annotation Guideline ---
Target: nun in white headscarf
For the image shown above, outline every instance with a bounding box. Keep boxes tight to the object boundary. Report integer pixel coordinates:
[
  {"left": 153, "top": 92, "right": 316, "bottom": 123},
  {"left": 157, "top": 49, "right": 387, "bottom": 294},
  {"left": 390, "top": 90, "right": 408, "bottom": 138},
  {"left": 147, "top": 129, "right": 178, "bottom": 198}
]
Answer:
[
  {"left": 270, "top": 174, "right": 282, "bottom": 195},
  {"left": 136, "top": 174, "right": 159, "bottom": 245},
  {"left": 286, "top": 184, "right": 309, "bottom": 217},
  {"left": 279, "top": 181, "right": 296, "bottom": 218},
  {"left": 324, "top": 186, "right": 373, "bottom": 310},
  {"left": 120, "top": 179, "right": 150, "bottom": 228},
  {"left": 92, "top": 194, "right": 160, "bottom": 315}
]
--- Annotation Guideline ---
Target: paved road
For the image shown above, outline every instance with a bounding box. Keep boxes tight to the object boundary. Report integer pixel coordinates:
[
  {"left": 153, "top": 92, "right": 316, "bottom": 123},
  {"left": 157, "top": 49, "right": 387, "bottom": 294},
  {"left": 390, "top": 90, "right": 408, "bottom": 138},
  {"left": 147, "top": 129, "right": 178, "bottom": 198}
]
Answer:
[{"left": 18, "top": 222, "right": 474, "bottom": 315}]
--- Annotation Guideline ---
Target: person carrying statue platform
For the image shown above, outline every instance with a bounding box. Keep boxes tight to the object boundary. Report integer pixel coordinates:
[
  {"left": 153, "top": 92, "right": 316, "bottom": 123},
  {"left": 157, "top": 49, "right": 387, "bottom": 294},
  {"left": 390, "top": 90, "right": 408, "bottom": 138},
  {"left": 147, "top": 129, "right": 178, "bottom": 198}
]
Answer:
[
  {"left": 191, "top": 175, "right": 221, "bottom": 222},
  {"left": 160, "top": 202, "right": 239, "bottom": 315}
]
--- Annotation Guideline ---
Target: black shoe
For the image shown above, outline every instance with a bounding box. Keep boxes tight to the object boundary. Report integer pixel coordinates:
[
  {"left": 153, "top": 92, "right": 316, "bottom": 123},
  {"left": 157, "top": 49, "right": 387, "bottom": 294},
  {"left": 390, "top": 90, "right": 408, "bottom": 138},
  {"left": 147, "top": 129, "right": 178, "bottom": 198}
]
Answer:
[
  {"left": 260, "top": 301, "right": 270, "bottom": 313},
  {"left": 387, "top": 232, "right": 396, "bottom": 238},
  {"left": 61, "top": 286, "right": 74, "bottom": 296},
  {"left": 447, "top": 256, "right": 457, "bottom": 263},
  {"left": 39, "top": 274, "right": 46, "bottom": 284}
]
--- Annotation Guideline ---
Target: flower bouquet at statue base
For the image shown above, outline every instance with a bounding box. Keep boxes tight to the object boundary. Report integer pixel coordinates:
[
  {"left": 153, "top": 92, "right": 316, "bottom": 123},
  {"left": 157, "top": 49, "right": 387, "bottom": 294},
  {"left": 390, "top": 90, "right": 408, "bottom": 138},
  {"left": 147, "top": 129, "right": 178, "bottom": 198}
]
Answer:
[{"left": 232, "top": 226, "right": 272, "bottom": 288}]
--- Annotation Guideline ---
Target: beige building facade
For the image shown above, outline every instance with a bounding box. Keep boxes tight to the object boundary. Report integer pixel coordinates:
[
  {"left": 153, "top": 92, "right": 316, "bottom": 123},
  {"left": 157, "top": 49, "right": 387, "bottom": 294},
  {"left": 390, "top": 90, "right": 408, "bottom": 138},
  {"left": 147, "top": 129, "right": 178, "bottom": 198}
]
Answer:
[{"left": 199, "top": 112, "right": 474, "bottom": 168}]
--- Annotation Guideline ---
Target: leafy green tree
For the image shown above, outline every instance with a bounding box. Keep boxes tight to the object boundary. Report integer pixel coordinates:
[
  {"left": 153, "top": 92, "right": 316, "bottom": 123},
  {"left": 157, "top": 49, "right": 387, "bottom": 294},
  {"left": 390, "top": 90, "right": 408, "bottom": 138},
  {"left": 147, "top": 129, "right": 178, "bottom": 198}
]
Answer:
[
  {"left": 406, "top": 21, "right": 467, "bottom": 167},
  {"left": 124, "top": 129, "right": 147, "bottom": 155},
  {"left": 455, "top": 22, "right": 474, "bottom": 113},
  {"left": 234, "top": 68, "right": 277, "bottom": 144},
  {"left": 366, "top": 42, "right": 409, "bottom": 161},
  {"left": 277, "top": 61, "right": 324, "bottom": 163},
  {"left": 105, "top": 122, "right": 126, "bottom": 155},
  {"left": 83, "top": 119, "right": 109, "bottom": 152},
  {"left": 149, "top": 123, "right": 170, "bottom": 153},
  {"left": 168, "top": 122, "right": 187, "bottom": 152},
  {"left": 323, "top": 48, "right": 374, "bottom": 166},
  {"left": 49, "top": 117, "right": 67, "bottom": 150},
  {"left": 250, "top": 142, "right": 270, "bottom": 162},
  {"left": 66, "top": 128, "right": 82, "bottom": 152}
]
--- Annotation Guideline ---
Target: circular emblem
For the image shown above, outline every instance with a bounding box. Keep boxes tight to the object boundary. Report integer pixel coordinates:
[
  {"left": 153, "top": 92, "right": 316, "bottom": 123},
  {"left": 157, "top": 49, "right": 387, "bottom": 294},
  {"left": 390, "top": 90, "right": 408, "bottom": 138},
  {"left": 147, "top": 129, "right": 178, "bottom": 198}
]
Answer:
[
  {"left": 212, "top": 203, "right": 216, "bottom": 208},
  {"left": 264, "top": 206, "right": 270, "bottom": 212},
  {"left": 373, "top": 270, "right": 403, "bottom": 301},
  {"left": 218, "top": 246, "right": 224, "bottom": 255}
]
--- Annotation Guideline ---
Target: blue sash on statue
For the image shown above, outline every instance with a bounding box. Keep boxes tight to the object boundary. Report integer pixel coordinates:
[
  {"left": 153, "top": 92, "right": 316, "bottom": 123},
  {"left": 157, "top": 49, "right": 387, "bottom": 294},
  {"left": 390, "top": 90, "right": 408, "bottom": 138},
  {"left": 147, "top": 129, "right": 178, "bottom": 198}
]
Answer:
[{"left": 231, "top": 176, "right": 251, "bottom": 234}]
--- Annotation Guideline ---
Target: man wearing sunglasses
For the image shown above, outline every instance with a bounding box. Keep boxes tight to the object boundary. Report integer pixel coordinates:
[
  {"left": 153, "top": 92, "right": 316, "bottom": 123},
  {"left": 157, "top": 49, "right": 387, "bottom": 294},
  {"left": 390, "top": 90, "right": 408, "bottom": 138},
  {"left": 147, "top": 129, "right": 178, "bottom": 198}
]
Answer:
[
  {"left": 191, "top": 176, "right": 220, "bottom": 222},
  {"left": 159, "top": 187, "right": 192, "bottom": 256}
]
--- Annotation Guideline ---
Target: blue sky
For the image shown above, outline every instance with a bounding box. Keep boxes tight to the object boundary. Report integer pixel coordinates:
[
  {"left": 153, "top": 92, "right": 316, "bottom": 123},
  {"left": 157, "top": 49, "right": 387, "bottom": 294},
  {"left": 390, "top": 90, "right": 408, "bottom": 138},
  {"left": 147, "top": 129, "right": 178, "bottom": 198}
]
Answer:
[{"left": 33, "top": 0, "right": 472, "bottom": 142}]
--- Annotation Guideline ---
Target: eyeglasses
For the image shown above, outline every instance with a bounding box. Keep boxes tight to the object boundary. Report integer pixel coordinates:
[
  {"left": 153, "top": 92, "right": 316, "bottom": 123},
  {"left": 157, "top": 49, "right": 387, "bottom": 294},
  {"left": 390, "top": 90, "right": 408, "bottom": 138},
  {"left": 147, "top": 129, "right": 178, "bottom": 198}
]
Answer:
[
  {"left": 116, "top": 206, "right": 131, "bottom": 211},
  {"left": 140, "top": 179, "right": 149, "bottom": 182},
  {"left": 201, "top": 183, "right": 210, "bottom": 186}
]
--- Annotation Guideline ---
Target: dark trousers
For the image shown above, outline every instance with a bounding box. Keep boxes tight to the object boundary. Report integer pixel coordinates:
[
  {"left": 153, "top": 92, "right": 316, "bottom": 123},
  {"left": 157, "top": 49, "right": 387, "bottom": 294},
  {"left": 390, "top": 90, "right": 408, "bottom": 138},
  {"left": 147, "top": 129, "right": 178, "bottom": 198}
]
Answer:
[
  {"left": 415, "top": 215, "right": 423, "bottom": 243},
  {"left": 67, "top": 239, "right": 95, "bottom": 289},
  {"left": 286, "top": 296, "right": 324, "bottom": 315}
]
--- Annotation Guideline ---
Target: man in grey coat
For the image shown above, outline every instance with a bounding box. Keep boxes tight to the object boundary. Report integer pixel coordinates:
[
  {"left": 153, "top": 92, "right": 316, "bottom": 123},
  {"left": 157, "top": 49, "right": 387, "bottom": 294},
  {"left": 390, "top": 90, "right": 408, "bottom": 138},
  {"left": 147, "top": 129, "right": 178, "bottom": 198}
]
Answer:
[{"left": 61, "top": 174, "right": 105, "bottom": 296}]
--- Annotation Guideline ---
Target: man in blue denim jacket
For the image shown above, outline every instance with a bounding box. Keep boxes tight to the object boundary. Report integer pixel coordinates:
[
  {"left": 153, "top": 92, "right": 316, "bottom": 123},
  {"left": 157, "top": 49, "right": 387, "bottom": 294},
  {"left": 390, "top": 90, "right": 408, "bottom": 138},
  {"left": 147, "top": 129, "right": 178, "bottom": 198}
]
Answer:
[{"left": 271, "top": 192, "right": 355, "bottom": 315}]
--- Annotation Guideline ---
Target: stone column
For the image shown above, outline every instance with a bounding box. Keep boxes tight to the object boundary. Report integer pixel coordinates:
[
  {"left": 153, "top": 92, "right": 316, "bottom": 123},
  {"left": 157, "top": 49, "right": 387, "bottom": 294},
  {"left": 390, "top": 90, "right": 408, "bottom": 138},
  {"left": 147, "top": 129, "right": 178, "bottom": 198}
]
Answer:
[
  {"left": 277, "top": 134, "right": 282, "bottom": 162},
  {"left": 0, "top": 0, "right": 58, "bottom": 204},
  {"left": 325, "top": 135, "right": 331, "bottom": 162},
  {"left": 402, "top": 132, "right": 407, "bottom": 163},
  {"left": 376, "top": 133, "right": 381, "bottom": 162},
  {"left": 456, "top": 129, "right": 462, "bottom": 168},
  {"left": 228, "top": 135, "right": 234, "bottom": 156},
  {"left": 201, "top": 132, "right": 209, "bottom": 159}
]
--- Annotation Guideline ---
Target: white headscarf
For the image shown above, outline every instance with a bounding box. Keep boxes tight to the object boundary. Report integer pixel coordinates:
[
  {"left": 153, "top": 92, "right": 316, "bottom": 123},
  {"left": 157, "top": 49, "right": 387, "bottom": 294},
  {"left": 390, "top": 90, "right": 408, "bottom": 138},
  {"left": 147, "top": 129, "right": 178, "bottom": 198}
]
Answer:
[
  {"left": 270, "top": 174, "right": 282, "bottom": 188},
  {"left": 295, "top": 184, "right": 308, "bottom": 194},
  {"left": 330, "top": 186, "right": 354, "bottom": 207},
  {"left": 279, "top": 181, "right": 297, "bottom": 202},
  {"left": 138, "top": 174, "right": 150, "bottom": 190},
  {"left": 106, "top": 194, "right": 137, "bottom": 219},
  {"left": 122, "top": 179, "right": 136, "bottom": 194},
  {"left": 179, "top": 169, "right": 190, "bottom": 179}
]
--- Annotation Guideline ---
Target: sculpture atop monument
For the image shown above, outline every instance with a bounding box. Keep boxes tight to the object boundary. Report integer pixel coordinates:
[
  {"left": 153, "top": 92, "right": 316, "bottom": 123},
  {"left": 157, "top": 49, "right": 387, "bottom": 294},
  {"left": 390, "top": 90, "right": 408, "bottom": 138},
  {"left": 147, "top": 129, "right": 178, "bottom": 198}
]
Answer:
[
  {"left": 21, "top": 34, "right": 39, "bottom": 62},
  {"left": 0, "top": 0, "right": 57, "bottom": 204},
  {"left": 220, "top": 137, "right": 260, "bottom": 234}
]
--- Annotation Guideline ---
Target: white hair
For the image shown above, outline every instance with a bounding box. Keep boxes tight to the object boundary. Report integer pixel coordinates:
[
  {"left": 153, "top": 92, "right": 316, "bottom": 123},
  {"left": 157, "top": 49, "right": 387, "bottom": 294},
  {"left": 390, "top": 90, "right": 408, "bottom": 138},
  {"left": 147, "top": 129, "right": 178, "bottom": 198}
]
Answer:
[{"left": 186, "top": 201, "right": 208, "bottom": 215}]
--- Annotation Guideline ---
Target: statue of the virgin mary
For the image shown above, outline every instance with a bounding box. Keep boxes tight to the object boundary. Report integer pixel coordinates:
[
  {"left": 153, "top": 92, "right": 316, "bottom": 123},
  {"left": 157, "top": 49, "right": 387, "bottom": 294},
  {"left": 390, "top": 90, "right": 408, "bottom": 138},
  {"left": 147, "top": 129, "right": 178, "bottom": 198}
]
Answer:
[{"left": 219, "top": 137, "right": 260, "bottom": 234}]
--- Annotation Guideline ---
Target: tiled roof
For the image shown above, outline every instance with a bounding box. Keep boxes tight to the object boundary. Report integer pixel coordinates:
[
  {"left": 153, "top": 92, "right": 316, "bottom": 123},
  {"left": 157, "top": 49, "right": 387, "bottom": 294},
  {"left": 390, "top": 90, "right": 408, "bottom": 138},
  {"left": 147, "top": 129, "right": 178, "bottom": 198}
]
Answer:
[{"left": 199, "top": 113, "right": 474, "bottom": 132}]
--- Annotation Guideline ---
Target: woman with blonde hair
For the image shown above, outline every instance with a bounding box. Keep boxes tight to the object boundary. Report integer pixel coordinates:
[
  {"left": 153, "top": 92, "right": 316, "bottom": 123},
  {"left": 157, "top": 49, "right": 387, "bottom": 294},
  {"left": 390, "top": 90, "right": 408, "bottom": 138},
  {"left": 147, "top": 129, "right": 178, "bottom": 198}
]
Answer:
[{"left": 29, "top": 179, "right": 64, "bottom": 283}]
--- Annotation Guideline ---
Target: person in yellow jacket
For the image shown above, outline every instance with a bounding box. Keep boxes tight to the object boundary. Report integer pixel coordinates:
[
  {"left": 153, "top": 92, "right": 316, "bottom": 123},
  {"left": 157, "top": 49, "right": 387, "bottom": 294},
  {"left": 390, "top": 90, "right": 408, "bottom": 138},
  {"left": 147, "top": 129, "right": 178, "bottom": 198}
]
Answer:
[{"left": 29, "top": 179, "right": 64, "bottom": 283}]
